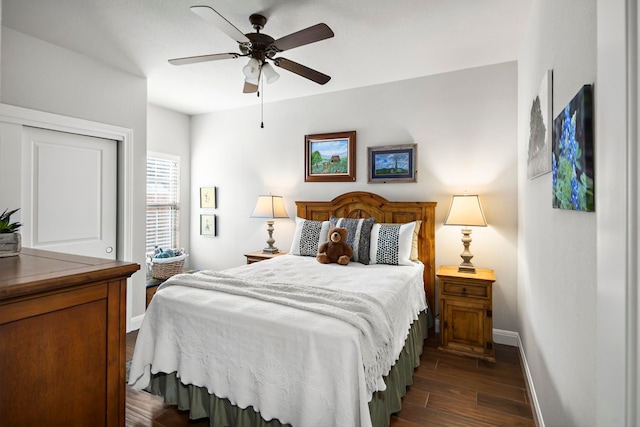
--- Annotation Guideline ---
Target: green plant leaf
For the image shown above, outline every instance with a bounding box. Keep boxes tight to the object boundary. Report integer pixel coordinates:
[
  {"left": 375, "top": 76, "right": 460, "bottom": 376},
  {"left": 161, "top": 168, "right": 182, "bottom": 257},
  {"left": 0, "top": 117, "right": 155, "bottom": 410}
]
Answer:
[{"left": 0, "top": 208, "right": 22, "bottom": 233}]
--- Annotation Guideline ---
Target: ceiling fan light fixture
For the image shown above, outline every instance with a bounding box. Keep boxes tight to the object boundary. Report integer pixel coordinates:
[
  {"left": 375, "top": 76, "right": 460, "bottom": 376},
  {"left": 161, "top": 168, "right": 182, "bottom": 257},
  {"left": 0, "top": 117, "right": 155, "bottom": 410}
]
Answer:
[
  {"left": 262, "top": 62, "right": 280, "bottom": 84},
  {"left": 171, "top": 6, "right": 334, "bottom": 91},
  {"left": 243, "top": 58, "right": 260, "bottom": 79}
]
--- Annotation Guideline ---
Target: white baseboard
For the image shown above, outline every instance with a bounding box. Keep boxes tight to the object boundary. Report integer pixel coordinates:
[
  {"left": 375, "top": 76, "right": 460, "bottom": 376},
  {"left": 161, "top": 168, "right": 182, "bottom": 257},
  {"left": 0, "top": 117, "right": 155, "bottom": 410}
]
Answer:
[
  {"left": 516, "top": 333, "right": 545, "bottom": 427},
  {"left": 127, "top": 313, "right": 145, "bottom": 332},
  {"left": 493, "top": 328, "right": 519, "bottom": 347},
  {"left": 492, "top": 329, "right": 544, "bottom": 427}
]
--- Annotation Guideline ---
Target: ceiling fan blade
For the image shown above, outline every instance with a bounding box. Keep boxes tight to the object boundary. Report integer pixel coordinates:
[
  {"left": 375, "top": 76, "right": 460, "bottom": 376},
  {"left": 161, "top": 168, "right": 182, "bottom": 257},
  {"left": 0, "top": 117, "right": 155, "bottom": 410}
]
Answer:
[
  {"left": 272, "top": 23, "right": 334, "bottom": 52},
  {"left": 273, "top": 58, "right": 331, "bottom": 85},
  {"left": 190, "top": 5, "right": 250, "bottom": 44},
  {"left": 243, "top": 80, "right": 259, "bottom": 93},
  {"left": 169, "top": 53, "right": 239, "bottom": 66}
]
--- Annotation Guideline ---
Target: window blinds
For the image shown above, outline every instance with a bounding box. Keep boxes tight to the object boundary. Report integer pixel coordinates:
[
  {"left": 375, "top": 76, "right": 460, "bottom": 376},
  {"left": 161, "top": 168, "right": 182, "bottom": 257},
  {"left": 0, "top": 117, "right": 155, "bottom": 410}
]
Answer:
[{"left": 146, "top": 155, "right": 180, "bottom": 254}]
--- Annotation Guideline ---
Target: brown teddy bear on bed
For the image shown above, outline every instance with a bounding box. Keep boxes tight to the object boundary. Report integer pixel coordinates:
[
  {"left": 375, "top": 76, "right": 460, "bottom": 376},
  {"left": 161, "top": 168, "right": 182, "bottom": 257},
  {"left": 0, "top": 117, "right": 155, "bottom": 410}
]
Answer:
[{"left": 317, "top": 226, "right": 353, "bottom": 265}]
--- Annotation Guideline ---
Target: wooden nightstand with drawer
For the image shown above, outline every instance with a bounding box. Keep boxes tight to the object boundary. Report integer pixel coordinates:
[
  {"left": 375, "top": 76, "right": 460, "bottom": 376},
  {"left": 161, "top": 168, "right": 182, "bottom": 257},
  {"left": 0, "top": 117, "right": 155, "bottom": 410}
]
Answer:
[
  {"left": 437, "top": 265, "right": 496, "bottom": 362},
  {"left": 244, "top": 250, "right": 287, "bottom": 264},
  {"left": 146, "top": 269, "right": 197, "bottom": 308}
]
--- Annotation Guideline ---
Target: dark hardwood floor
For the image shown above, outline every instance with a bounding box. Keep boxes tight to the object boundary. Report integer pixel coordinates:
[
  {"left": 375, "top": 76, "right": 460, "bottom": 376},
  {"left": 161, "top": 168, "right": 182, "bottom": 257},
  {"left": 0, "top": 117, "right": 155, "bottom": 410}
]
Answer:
[{"left": 126, "top": 331, "right": 536, "bottom": 426}]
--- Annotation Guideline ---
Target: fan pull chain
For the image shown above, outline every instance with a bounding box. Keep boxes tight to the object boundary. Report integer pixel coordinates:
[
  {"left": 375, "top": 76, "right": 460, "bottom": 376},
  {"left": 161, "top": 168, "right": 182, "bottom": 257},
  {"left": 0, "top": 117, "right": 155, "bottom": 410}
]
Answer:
[{"left": 260, "top": 72, "right": 264, "bottom": 128}]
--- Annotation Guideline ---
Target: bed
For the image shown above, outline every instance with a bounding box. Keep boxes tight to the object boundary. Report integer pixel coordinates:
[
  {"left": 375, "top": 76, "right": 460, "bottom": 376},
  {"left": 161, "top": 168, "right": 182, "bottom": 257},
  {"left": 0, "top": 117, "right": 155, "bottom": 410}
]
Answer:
[{"left": 129, "top": 191, "right": 436, "bottom": 427}]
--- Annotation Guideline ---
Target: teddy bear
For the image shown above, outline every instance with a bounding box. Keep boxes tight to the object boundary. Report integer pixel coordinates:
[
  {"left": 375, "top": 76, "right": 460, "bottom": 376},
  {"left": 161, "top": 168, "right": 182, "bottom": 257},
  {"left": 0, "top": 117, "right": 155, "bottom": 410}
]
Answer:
[{"left": 317, "top": 226, "right": 353, "bottom": 265}]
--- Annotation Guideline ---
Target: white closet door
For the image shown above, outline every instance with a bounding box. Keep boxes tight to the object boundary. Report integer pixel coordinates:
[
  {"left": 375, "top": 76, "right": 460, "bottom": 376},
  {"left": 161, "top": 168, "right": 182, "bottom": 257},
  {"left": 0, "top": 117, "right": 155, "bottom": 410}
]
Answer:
[{"left": 21, "top": 126, "right": 117, "bottom": 259}]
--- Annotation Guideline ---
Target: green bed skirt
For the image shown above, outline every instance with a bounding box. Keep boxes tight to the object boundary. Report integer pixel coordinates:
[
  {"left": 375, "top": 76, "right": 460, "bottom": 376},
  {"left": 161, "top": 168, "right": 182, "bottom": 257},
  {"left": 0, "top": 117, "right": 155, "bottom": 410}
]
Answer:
[{"left": 146, "top": 310, "right": 430, "bottom": 427}]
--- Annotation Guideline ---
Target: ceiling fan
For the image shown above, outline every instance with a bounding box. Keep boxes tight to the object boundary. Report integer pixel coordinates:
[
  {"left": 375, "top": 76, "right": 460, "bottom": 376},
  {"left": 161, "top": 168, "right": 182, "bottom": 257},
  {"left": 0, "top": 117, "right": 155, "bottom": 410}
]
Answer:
[{"left": 169, "top": 6, "right": 335, "bottom": 94}]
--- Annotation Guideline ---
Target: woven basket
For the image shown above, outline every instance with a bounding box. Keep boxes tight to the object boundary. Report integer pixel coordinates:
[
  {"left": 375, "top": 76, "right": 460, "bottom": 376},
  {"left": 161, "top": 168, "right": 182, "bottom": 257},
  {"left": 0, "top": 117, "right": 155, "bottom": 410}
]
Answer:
[{"left": 150, "top": 253, "right": 188, "bottom": 280}]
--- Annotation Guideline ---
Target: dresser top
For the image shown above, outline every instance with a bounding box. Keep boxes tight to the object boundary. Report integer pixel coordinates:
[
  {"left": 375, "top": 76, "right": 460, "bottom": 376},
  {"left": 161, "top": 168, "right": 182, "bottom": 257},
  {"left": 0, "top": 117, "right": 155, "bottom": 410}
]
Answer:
[{"left": 0, "top": 247, "right": 140, "bottom": 300}]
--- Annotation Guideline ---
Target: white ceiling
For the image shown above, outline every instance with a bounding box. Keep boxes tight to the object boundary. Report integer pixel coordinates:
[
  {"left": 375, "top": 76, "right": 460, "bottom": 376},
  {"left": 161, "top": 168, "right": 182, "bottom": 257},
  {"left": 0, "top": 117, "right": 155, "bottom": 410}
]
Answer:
[{"left": 2, "top": 0, "right": 533, "bottom": 115}]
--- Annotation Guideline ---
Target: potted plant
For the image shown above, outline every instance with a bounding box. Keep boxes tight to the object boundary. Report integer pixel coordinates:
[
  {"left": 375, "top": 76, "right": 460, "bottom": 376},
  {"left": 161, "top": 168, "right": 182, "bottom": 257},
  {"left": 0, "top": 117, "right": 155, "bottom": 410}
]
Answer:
[{"left": 0, "top": 208, "right": 22, "bottom": 257}]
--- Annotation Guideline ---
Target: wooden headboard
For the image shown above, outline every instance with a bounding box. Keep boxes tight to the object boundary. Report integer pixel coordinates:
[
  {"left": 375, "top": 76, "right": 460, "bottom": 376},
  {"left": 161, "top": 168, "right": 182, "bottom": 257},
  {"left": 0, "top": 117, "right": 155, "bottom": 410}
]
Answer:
[{"left": 295, "top": 191, "right": 437, "bottom": 314}]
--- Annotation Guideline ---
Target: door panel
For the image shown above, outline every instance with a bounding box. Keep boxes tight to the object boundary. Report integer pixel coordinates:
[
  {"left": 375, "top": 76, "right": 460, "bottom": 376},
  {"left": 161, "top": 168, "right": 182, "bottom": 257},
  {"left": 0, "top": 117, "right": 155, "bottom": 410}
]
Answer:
[{"left": 22, "top": 127, "right": 117, "bottom": 259}]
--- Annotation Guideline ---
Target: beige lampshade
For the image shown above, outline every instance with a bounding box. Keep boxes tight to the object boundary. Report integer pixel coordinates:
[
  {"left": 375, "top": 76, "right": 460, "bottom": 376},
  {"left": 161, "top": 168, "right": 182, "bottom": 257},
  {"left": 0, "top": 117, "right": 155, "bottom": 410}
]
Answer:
[
  {"left": 444, "top": 195, "right": 487, "bottom": 227},
  {"left": 251, "top": 195, "right": 289, "bottom": 219}
]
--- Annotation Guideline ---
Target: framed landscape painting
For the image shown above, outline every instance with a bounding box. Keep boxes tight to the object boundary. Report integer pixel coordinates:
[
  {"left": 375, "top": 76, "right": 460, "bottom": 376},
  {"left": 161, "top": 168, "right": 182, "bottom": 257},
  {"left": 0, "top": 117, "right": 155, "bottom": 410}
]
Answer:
[
  {"left": 527, "top": 69, "right": 553, "bottom": 179},
  {"left": 367, "top": 143, "right": 417, "bottom": 183},
  {"left": 304, "top": 131, "right": 356, "bottom": 182},
  {"left": 552, "top": 84, "right": 594, "bottom": 212}
]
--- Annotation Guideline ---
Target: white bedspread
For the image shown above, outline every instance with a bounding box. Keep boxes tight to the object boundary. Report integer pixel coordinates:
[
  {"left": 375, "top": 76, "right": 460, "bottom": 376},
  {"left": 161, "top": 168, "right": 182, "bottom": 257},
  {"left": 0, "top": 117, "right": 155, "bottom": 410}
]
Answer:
[{"left": 129, "top": 255, "right": 427, "bottom": 427}]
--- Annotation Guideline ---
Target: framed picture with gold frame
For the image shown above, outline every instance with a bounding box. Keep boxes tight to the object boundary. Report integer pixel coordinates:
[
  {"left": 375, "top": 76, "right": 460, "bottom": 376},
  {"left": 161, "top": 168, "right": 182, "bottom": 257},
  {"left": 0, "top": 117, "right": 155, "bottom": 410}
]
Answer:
[{"left": 304, "top": 131, "right": 356, "bottom": 182}]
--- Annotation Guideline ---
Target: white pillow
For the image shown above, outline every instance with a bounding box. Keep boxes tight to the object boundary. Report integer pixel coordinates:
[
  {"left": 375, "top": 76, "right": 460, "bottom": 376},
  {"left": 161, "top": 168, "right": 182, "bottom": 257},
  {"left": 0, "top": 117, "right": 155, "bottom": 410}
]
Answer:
[
  {"left": 369, "top": 221, "right": 420, "bottom": 266},
  {"left": 289, "top": 217, "right": 330, "bottom": 256}
]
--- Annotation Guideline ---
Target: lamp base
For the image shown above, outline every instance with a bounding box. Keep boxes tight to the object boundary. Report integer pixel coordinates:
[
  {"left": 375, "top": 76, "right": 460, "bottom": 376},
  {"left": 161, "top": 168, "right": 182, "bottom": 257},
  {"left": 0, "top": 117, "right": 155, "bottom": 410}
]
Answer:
[
  {"left": 458, "top": 227, "right": 477, "bottom": 273},
  {"left": 457, "top": 263, "right": 477, "bottom": 274},
  {"left": 262, "top": 219, "right": 280, "bottom": 254}
]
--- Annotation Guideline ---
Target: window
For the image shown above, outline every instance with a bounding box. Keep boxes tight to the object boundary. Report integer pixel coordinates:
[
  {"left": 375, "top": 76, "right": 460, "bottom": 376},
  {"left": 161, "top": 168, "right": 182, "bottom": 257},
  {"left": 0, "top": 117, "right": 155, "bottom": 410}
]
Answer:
[{"left": 146, "top": 153, "right": 180, "bottom": 254}]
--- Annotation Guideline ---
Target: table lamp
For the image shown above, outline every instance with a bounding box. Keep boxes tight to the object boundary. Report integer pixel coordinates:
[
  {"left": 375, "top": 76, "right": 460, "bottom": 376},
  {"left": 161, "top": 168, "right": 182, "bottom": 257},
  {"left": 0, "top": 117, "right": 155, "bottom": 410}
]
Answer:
[
  {"left": 444, "top": 194, "right": 487, "bottom": 273},
  {"left": 251, "top": 195, "right": 289, "bottom": 254}
]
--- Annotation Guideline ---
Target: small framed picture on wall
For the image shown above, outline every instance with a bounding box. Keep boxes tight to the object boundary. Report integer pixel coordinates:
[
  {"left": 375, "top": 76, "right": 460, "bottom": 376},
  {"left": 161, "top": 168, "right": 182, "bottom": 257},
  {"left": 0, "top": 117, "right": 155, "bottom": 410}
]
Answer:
[
  {"left": 200, "top": 187, "right": 216, "bottom": 208},
  {"left": 200, "top": 214, "right": 216, "bottom": 236},
  {"left": 367, "top": 143, "right": 417, "bottom": 183}
]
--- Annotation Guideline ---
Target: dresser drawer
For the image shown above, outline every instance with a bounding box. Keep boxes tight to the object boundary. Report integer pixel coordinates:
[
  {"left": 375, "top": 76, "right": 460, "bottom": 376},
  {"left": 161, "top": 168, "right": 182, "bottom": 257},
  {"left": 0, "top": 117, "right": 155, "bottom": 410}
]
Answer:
[{"left": 441, "top": 280, "right": 488, "bottom": 298}]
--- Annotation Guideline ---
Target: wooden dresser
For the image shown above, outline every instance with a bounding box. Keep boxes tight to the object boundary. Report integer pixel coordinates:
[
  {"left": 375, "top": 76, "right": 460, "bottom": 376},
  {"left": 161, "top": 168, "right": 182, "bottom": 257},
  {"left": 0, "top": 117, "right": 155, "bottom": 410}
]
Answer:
[{"left": 0, "top": 248, "right": 139, "bottom": 426}]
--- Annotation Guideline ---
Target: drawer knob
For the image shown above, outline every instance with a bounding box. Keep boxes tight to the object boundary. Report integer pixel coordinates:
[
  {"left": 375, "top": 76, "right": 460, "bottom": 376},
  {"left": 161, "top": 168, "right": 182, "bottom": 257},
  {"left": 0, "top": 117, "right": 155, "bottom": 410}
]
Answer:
[{"left": 462, "top": 287, "right": 467, "bottom": 296}]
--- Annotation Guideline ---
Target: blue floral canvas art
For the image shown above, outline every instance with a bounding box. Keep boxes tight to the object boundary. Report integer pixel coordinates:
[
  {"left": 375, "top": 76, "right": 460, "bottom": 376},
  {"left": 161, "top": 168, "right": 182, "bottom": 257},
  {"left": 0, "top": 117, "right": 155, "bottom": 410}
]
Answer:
[{"left": 552, "top": 84, "right": 594, "bottom": 211}]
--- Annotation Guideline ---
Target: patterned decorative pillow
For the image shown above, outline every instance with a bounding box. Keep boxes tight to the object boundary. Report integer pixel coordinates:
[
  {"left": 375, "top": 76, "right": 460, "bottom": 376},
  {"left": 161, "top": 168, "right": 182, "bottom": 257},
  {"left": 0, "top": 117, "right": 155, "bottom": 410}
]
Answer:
[
  {"left": 289, "top": 217, "right": 330, "bottom": 256},
  {"left": 370, "top": 221, "right": 420, "bottom": 266},
  {"left": 328, "top": 216, "right": 376, "bottom": 264}
]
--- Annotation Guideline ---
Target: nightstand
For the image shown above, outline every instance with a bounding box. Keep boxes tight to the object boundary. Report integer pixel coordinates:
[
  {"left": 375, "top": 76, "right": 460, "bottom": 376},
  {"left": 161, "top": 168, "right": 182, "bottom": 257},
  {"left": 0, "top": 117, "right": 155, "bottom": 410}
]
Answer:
[
  {"left": 146, "top": 277, "right": 164, "bottom": 308},
  {"left": 437, "top": 265, "right": 496, "bottom": 362},
  {"left": 244, "top": 250, "right": 288, "bottom": 264},
  {"left": 146, "top": 270, "right": 197, "bottom": 307}
]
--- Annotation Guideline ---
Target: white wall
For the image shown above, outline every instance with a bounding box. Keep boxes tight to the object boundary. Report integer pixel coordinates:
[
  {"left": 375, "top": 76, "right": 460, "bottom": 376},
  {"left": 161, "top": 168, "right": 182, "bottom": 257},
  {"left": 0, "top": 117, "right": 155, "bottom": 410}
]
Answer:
[
  {"left": 0, "top": 27, "right": 149, "bottom": 326},
  {"left": 596, "top": 0, "right": 640, "bottom": 425},
  {"left": 517, "top": 0, "right": 597, "bottom": 425},
  {"left": 190, "top": 62, "right": 519, "bottom": 332},
  {"left": 147, "top": 104, "right": 191, "bottom": 268}
]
